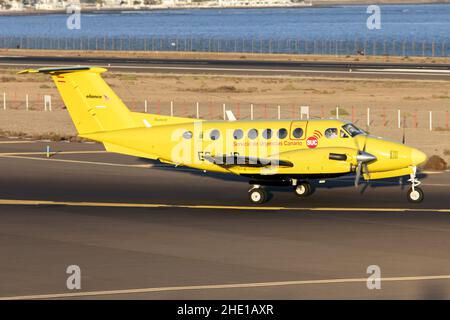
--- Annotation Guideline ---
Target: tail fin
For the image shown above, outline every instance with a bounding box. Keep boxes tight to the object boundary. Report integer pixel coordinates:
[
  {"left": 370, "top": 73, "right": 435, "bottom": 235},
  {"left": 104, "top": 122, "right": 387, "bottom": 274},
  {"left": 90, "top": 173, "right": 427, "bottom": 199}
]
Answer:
[{"left": 19, "top": 66, "right": 136, "bottom": 135}]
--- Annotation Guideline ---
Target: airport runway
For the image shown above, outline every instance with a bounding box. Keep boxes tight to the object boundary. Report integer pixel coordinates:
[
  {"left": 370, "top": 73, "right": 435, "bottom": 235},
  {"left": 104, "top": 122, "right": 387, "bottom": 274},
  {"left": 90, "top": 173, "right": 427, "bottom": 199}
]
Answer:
[
  {"left": 1, "top": 55, "right": 450, "bottom": 80},
  {"left": 0, "top": 138, "right": 450, "bottom": 299}
]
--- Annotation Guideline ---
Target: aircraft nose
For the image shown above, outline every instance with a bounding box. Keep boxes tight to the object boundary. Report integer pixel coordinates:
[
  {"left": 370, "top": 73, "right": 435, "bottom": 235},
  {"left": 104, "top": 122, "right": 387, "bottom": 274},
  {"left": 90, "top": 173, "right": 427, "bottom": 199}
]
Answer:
[{"left": 411, "top": 148, "right": 427, "bottom": 166}]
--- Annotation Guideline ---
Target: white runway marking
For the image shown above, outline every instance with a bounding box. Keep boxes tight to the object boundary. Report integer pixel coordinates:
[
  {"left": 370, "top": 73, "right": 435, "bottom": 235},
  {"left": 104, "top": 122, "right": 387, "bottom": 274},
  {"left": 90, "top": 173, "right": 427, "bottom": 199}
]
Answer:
[
  {"left": 0, "top": 153, "right": 200, "bottom": 172},
  {"left": 1, "top": 62, "right": 448, "bottom": 78},
  {"left": 0, "top": 140, "right": 36, "bottom": 144},
  {"left": 0, "top": 154, "right": 152, "bottom": 168},
  {"left": 359, "top": 68, "right": 450, "bottom": 74},
  {"left": 0, "top": 150, "right": 107, "bottom": 156},
  {"left": 1, "top": 274, "right": 450, "bottom": 300}
]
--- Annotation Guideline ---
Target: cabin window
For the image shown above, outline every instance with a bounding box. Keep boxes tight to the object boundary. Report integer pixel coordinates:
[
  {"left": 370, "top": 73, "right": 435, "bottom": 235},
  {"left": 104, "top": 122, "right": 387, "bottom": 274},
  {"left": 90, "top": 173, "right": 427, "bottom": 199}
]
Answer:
[
  {"left": 233, "top": 129, "right": 243, "bottom": 140},
  {"left": 248, "top": 129, "right": 258, "bottom": 140},
  {"left": 292, "top": 128, "right": 304, "bottom": 139},
  {"left": 277, "top": 128, "right": 288, "bottom": 139},
  {"left": 325, "top": 128, "right": 338, "bottom": 139},
  {"left": 262, "top": 129, "right": 272, "bottom": 139},
  {"left": 209, "top": 129, "right": 220, "bottom": 141},
  {"left": 183, "top": 131, "right": 193, "bottom": 139},
  {"left": 340, "top": 130, "right": 349, "bottom": 138}
]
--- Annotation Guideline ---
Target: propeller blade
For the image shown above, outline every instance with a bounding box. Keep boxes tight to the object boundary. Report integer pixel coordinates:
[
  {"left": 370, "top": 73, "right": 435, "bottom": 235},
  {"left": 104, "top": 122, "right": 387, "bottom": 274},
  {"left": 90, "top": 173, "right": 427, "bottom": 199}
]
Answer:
[
  {"left": 354, "top": 161, "right": 362, "bottom": 187},
  {"left": 363, "top": 163, "right": 370, "bottom": 180},
  {"left": 353, "top": 135, "right": 374, "bottom": 189},
  {"left": 362, "top": 134, "right": 368, "bottom": 152},
  {"left": 360, "top": 182, "right": 370, "bottom": 195},
  {"left": 353, "top": 135, "right": 361, "bottom": 152}
]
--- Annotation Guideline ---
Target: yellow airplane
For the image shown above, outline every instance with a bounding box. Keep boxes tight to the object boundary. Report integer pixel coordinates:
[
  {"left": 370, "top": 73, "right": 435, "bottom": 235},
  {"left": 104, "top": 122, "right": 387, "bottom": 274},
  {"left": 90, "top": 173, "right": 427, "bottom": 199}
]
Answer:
[{"left": 19, "top": 66, "right": 428, "bottom": 204}]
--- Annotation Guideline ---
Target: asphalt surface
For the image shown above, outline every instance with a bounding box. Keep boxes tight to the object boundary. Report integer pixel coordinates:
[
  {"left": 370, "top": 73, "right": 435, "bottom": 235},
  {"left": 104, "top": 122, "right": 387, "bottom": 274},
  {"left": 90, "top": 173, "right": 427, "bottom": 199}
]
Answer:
[
  {"left": 0, "top": 138, "right": 450, "bottom": 299},
  {"left": 1, "top": 55, "right": 450, "bottom": 80}
]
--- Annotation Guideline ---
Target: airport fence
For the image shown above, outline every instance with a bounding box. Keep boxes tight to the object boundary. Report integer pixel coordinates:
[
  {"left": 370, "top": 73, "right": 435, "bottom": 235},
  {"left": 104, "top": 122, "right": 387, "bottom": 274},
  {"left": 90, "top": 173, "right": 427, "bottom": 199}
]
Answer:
[
  {"left": 1, "top": 92, "right": 449, "bottom": 131},
  {"left": 0, "top": 36, "right": 448, "bottom": 57}
]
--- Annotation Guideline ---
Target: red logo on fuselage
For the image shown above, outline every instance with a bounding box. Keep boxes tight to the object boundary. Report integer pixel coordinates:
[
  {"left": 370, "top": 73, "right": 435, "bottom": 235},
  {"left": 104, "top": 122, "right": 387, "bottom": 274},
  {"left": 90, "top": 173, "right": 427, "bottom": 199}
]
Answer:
[{"left": 306, "top": 136, "right": 318, "bottom": 148}]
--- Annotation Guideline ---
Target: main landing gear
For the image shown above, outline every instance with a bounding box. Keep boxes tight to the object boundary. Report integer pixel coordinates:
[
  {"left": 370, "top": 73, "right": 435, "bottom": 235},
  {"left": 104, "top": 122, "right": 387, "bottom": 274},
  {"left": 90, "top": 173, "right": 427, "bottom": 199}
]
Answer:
[
  {"left": 248, "top": 185, "right": 267, "bottom": 204},
  {"left": 248, "top": 180, "right": 315, "bottom": 204},
  {"left": 407, "top": 166, "right": 424, "bottom": 203}
]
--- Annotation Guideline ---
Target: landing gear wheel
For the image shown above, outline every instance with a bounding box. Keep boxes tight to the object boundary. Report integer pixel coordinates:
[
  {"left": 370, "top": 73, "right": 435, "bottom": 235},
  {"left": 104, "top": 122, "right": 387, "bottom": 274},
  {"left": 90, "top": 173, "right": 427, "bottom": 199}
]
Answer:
[
  {"left": 248, "top": 187, "right": 267, "bottom": 204},
  {"left": 407, "top": 166, "right": 424, "bottom": 203},
  {"left": 294, "top": 182, "right": 313, "bottom": 197},
  {"left": 407, "top": 187, "right": 424, "bottom": 203}
]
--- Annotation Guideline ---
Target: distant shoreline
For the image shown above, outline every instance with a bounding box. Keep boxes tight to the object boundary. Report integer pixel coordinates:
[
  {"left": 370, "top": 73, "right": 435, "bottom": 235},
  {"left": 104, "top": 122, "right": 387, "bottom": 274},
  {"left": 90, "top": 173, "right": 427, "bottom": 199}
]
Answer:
[{"left": 0, "top": 1, "right": 448, "bottom": 17}]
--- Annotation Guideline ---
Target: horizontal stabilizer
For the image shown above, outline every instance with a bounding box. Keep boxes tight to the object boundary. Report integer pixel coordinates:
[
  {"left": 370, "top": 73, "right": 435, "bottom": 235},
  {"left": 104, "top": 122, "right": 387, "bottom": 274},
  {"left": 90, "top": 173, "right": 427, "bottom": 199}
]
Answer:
[{"left": 18, "top": 66, "right": 97, "bottom": 74}]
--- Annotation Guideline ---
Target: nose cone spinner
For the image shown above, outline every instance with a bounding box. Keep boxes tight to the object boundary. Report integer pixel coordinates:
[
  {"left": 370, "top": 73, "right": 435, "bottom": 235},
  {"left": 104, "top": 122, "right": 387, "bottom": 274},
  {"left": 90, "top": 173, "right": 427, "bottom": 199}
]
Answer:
[
  {"left": 411, "top": 148, "right": 427, "bottom": 166},
  {"left": 356, "top": 151, "right": 377, "bottom": 163}
]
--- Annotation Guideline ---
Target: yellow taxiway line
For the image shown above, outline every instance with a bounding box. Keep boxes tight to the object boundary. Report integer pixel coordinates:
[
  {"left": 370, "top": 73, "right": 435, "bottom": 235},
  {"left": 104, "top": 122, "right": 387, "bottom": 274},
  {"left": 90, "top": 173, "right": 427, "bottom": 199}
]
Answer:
[
  {"left": 0, "top": 198, "right": 448, "bottom": 212},
  {"left": 2, "top": 274, "right": 450, "bottom": 300}
]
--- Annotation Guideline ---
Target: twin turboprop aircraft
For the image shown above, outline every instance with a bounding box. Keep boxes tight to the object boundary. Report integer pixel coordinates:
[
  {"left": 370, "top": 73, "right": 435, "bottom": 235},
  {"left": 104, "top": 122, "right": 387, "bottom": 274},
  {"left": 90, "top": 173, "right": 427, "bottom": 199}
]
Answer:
[{"left": 19, "top": 66, "right": 427, "bottom": 204}]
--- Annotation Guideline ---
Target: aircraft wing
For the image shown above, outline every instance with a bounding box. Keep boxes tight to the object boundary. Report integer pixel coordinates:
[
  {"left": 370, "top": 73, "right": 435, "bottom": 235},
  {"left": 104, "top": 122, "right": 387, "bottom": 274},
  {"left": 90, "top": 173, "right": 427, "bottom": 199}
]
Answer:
[{"left": 203, "top": 154, "right": 293, "bottom": 168}]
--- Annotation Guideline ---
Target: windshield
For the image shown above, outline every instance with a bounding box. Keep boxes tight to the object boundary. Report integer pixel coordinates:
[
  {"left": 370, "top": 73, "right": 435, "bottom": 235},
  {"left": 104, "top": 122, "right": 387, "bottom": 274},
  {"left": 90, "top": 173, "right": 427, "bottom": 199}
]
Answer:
[{"left": 342, "top": 123, "right": 365, "bottom": 137}]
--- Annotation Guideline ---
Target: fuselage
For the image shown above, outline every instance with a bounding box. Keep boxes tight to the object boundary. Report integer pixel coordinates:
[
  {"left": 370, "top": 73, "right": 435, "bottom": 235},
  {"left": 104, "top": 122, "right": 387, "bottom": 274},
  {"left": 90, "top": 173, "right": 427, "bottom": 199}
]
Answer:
[
  {"left": 85, "top": 118, "right": 427, "bottom": 180},
  {"left": 20, "top": 66, "right": 429, "bottom": 203}
]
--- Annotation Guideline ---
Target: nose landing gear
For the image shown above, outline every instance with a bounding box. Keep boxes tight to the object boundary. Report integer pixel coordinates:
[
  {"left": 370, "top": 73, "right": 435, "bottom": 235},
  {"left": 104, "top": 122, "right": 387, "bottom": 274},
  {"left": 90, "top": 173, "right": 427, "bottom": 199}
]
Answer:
[
  {"left": 293, "top": 181, "right": 314, "bottom": 197},
  {"left": 407, "top": 166, "right": 424, "bottom": 203}
]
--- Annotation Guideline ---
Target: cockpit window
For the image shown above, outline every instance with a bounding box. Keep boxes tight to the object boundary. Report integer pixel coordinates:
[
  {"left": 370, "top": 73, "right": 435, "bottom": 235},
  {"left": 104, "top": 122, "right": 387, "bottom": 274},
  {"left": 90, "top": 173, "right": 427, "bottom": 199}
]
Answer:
[
  {"left": 342, "top": 123, "right": 365, "bottom": 137},
  {"left": 325, "top": 128, "right": 338, "bottom": 139},
  {"left": 340, "top": 130, "right": 349, "bottom": 138}
]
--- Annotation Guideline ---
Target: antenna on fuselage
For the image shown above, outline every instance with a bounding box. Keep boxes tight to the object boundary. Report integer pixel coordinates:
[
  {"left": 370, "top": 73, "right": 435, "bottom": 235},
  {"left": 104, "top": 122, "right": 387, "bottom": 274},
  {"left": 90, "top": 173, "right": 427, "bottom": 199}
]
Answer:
[
  {"left": 225, "top": 110, "right": 237, "bottom": 121},
  {"left": 402, "top": 115, "right": 406, "bottom": 144}
]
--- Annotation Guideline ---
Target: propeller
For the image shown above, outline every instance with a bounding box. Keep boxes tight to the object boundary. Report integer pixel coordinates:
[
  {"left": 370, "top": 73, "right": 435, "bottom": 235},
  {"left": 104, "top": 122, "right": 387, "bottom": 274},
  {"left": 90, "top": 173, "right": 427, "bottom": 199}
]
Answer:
[{"left": 354, "top": 135, "right": 377, "bottom": 188}]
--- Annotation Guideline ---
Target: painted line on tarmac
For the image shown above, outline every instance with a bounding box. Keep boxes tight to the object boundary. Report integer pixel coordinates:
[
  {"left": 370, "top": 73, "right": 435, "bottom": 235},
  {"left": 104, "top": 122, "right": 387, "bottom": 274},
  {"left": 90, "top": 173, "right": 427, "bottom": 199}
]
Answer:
[
  {"left": 0, "top": 154, "right": 152, "bottom": 168},
  {"left": 2, "top": 62, "right": 448, "bottom": 78},
  {"left": 2, "top": 274, "right": 450, "bottom": 300},
  {"left": 358, "top": 68, "right": 450, "bottom": 74},
  {"left": 0, "top": 198, "right": 448, "bottom": 213},
  {"left": 109, "top": 64, "right": 450, "bottom": 77},
  {"left": 0, "top": 150, "right": 107, "bottom": 156},
  {"left": 0, "top": 154, "right": 204, "bottom": 172},
  {"left": 0, "top": 140, "right": 36, "bottom": 144}
]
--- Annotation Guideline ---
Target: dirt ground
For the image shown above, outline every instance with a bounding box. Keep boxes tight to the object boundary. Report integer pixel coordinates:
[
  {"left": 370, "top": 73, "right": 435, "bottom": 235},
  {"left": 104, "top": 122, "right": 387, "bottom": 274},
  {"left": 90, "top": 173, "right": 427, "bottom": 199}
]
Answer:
[{"left": 0, "top": 67, "right": 449, "bottom": 164}]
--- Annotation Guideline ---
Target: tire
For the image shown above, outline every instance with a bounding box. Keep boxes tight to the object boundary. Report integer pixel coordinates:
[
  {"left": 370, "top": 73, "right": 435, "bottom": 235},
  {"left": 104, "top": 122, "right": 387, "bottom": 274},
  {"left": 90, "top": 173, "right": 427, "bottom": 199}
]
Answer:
[
  {"left": 407, "top": 187, "right": 424, "bottom": 203},
  {"left": 248, "top": 188, "right": 267, "bottom": 204},
  {"left": 294, "top": 182, "right": 312, "bottom": 197}
]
